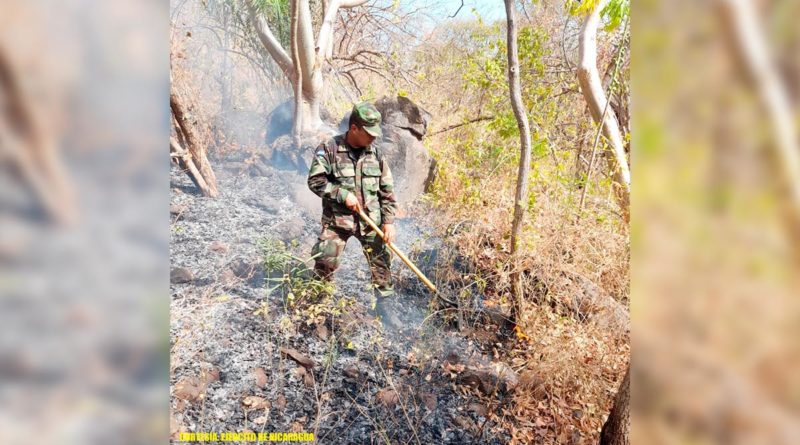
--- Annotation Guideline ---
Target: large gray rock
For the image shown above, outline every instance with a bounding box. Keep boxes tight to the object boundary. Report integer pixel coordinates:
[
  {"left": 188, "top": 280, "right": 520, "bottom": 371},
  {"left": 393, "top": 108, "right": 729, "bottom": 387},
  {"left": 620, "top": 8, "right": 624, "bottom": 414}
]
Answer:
[
  {"left": 340, "top": 95, "right": 436, "bottom": 205},
  {"left": 375, "top": 95, "right": 431, "bottom": 138},
  {"left": 373, "top": 95, "right": 436, "bottom": 205},
  {"left": 265, "top": 100, "right": 335, "bottom": 145}
]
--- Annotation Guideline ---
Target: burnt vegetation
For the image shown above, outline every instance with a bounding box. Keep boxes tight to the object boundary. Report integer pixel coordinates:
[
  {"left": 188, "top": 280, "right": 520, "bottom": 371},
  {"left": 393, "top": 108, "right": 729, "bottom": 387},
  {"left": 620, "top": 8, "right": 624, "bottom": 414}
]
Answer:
[{"left": 170, "top": 0, "right": 630, "bottom": 443}]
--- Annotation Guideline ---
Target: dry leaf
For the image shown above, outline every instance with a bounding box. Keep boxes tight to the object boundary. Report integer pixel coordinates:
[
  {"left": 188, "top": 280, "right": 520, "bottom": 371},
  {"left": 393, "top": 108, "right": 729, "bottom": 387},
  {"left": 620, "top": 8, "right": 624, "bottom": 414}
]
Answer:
[
  {"left": 376, "top": 388, "right": 399, "bottom": 407},
  {"left": 280, "top": 347, "right": 315, "bottom": 369},
  {"left": 315, "top": 323, "right": 329, "bottom": 340},
  {"left": 421, "top": 393, "right": 437, "bottom": 410},
  {"left": 201, "top": 367, "right": 220, "bottom": 385},
  {"left": 241, "top": 396, "right": 270, "bottom": 410},
  {"left": 253, "top": 367, "right": 268, "bottom": 388},
  {"left": 303, "top": 370, "right": 315, "bottom": 387},
  {"left": 174, "top": 377, "right": 203, "bottom": 401}
]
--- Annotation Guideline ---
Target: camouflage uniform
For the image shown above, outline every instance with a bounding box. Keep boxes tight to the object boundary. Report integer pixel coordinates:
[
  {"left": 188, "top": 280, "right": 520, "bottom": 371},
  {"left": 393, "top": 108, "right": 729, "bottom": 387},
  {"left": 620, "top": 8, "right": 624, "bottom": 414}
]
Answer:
[{"left": 307, "top": 103, "right": 398, "bottom": 297}]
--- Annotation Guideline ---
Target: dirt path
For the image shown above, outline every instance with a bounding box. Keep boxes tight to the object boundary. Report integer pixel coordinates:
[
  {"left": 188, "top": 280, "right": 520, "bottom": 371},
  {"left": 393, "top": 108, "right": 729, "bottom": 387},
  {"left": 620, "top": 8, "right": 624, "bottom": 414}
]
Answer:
[{"left": 170, "top": 162, "right": 510, "bottom": 444}]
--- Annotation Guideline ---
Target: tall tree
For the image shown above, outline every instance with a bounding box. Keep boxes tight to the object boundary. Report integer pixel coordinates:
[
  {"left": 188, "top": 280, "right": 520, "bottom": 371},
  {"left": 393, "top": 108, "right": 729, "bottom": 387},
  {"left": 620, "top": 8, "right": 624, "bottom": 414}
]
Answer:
[
  {"left": 249, "top": 0, "right": 370, "bottom": 141},
  {"left": 504, "top": 0, "right": 533, "bottom": 320},
  {"left": 576, "top": 0, "right": 630, "bottom": 221}
]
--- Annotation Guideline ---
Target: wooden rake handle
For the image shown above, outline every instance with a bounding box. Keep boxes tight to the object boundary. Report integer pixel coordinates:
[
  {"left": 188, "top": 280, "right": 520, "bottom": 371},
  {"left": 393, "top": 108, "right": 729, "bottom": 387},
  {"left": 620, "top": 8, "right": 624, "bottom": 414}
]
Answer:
[{"left": 356, "top": 209, "right": 437, "bottom": 293}]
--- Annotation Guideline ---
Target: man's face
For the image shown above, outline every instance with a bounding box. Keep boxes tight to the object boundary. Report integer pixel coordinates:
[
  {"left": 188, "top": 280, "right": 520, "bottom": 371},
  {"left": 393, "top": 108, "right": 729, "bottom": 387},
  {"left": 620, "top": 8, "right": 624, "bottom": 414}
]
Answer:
[{"left": 349, "top": 124, "right": 376, "bottom": 148}]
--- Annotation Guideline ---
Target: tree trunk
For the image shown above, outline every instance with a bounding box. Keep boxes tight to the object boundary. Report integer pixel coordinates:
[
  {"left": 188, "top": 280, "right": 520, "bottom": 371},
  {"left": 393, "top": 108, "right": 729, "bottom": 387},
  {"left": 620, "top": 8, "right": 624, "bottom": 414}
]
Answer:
[
  {"left": 290, "top": 0, "right": 304, "bottom": 145},
  {"left": 600, "top": 365, "right": 630, "bottom": 445},
  {"left": 577, "top": 0, "right": 630, "bottom": 222},
  {"left": 170, "top": 90, "right": 219, "bottom": 197},
  {"left": 252, "top": 0, "right": 367, "bottom": 140},
  {"left": 220, "top": 2, "right": 232, "bottom": 120},
  {"left": 504, "top": 0, "right": 533, "bottom": 321},
  {"left": 298, "top": 93, "right": 323, "bottom": 134},
  {"left": 716, "top": 0, "right": 800, "bottom": 261}
]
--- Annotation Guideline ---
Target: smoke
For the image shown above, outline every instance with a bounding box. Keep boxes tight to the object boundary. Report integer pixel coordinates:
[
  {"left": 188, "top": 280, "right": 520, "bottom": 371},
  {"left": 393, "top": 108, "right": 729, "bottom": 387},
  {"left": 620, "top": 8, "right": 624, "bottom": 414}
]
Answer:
[{"left": 171, "top": 0, "right": 293, "bottom": 151}]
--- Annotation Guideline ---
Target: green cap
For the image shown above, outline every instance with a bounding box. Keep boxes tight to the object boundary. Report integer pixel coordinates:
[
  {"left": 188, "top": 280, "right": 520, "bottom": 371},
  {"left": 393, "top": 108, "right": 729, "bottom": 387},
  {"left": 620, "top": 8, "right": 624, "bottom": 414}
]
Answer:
[{"left": 351, "top": 102, "right": 382, "bottom": 137}]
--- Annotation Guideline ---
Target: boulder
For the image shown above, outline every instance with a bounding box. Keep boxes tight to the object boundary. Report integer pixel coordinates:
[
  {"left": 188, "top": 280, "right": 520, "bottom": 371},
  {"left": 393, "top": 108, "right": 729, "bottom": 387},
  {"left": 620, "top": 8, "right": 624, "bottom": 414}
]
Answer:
[
  {"left": 375, "top": 95, "right": 431, "bottom": 138},
  {"left": 373, "top": 95, "right": 436, "bottom": 204},
  {"left": 265, "top": 100, "right": 335, "bottom": 145},
  {"left": 270, "top": 132, "right": 336, "bottom": 173}
]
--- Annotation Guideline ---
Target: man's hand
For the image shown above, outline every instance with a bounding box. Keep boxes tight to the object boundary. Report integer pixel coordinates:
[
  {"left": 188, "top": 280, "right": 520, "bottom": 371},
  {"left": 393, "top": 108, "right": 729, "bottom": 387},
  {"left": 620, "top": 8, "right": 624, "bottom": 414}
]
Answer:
[
  {"left": 381, "top": 223, "right": 396, "bottom": 244},
  {"left": 344, "top": 192, "right": 362, "bottom": 212}
]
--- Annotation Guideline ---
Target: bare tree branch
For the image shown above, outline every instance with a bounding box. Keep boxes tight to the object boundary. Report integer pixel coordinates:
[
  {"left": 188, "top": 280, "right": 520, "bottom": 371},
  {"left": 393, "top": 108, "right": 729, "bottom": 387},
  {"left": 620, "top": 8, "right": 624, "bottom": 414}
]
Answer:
[
  {"left": 449, "top": 0, "right": 464, "bottom": 18},
  {"left": 249, "top": 4, "right": 294, "bottom": 80},
  {"left": 430, "top": 115, "right": 495, "bottom": 136},
  {"left": 317, "top": 0, "right": 341, "bottom": 63}
]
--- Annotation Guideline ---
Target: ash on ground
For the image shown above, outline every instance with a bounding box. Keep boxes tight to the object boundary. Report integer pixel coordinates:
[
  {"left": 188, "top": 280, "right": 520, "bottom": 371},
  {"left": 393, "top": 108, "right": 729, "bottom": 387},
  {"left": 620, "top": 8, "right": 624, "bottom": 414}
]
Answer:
[{"left": 170, "top": 160, "right": 509, "bottom": 444}]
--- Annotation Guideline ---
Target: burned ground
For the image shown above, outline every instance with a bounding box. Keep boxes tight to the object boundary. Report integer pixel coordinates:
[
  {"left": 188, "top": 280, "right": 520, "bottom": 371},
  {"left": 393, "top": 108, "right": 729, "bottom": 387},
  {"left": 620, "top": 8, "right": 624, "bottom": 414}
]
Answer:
[{"left": 170, "top": 159, "right": 514, "bottom": 444}]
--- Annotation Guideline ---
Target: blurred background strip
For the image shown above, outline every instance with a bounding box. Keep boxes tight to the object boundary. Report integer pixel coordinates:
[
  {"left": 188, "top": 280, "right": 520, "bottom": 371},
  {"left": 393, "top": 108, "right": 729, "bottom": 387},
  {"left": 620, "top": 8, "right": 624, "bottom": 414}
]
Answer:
[{"left": 0, "top": 1, "right": 169, "bottom": 444}]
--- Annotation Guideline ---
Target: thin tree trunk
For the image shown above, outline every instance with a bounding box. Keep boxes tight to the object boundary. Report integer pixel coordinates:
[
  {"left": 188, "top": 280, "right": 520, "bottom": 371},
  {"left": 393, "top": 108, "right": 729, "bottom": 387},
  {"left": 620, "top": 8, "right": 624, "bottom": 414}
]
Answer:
[
  {"left": 717, "top": 0, "right": 800, "bottom": 261},
  {"left": 170, "top": 90, "right": 219, "bottom": 197},
  {"left": 600, "top": 365, "right": 630, "bottom": 445},
  {"left": 220, "top": 2, "right": 232, "bottom": 120},
  {"left": 504, "top": 0, "right": 533, "bottom": 320},
  {"left": 290, "top": 0, "right": 304, "bottom": 146},
  {"left": 577, "top": 0, "right": 630, "bottom": 222},
  {"left": 578, "top": 23, "right": 628, "bottom": 220}
]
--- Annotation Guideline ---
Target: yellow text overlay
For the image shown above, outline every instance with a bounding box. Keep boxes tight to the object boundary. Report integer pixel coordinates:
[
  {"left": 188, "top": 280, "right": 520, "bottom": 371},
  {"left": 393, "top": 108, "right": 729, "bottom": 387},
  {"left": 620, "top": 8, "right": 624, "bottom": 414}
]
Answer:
[{"left": 178, "top": 432, "right": 315, "bottom": 442}]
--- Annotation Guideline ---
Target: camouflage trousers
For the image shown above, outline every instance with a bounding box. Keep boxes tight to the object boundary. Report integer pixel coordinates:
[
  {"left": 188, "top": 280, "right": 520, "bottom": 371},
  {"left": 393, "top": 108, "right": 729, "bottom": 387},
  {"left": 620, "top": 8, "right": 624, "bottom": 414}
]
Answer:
[{"left": 311, "top": 225, "right": 394, "bottom": 297}]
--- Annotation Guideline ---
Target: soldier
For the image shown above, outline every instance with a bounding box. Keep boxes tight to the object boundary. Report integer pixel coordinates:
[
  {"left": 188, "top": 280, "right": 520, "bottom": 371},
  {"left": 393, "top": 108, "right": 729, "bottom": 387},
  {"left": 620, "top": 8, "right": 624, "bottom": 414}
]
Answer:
[{"left": 307, "top": 102, "right": 399, "bottom": 323}]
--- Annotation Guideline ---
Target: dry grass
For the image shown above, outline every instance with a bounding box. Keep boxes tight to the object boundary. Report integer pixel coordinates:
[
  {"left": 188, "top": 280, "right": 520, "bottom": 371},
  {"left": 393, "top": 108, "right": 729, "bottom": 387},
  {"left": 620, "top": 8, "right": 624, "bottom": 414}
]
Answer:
[{"left": 413, "top": 120, "right": 630, "bottom": 442}]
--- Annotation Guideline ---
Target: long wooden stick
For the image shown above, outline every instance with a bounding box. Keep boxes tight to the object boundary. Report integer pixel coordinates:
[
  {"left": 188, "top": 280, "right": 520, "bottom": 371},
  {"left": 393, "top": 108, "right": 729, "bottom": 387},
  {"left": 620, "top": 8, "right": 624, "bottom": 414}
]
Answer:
[{"left": 357, "top": 209, "right": 437, "bottom": 293}]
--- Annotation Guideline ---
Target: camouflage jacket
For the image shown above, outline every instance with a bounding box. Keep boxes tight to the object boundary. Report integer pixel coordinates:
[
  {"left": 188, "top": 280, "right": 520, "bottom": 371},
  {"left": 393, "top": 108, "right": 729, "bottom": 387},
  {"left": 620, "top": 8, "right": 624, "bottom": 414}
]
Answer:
[{"left": 307, "top": 134, "right": 397, "bottom": 235}]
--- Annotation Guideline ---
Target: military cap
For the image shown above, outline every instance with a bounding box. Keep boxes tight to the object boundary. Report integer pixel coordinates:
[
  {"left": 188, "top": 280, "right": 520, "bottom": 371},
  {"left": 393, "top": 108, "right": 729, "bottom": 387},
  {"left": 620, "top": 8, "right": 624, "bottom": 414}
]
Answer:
[{"left": 351, "top": 102, "right": 382, "bottom": 137}]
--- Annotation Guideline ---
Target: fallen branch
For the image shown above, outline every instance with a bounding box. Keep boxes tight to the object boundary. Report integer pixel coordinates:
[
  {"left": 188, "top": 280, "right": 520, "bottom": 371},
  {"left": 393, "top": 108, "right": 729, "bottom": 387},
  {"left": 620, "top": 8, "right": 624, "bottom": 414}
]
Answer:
[{"left": 170, "top": 136, "right": 210, "bottom": 193}]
